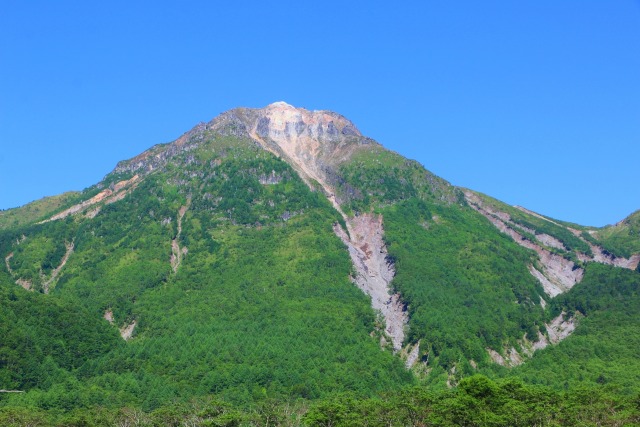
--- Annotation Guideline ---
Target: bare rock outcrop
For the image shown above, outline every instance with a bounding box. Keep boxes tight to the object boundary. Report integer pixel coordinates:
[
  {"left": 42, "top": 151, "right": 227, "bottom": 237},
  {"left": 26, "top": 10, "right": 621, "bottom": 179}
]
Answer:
[
  {"left": 120, "top": 320, "right": 137, "bottom": 341},
  {"left": 465, "top": 191, "right": 583, "bottom": 297},
  {"left": 41, "top": 241, "right": 74, "bottom": 293},
  {"left": 575, "top": 238, "right": 640, "bottom": 270},
  {"left": 104, "top": 309, "right": 115, "bottom": 324},
  {"left": 516, "top": 206, "right": 640, "bottom": 270},
  {"left": 6, "top": 252, "right": 33, "bottom": 290},
  {"left": 42, "top": 175, "right": 140, "bottom": 223},
  {"left": 486, "top": 347, "right": 524, "bottom": 368},
  {"left": 247, "top": 102, "right": 408, "bottom": 351},
  {"left": 404, "top": 341, "right": 421, "bottom": 368},
  {"left": 487, "top": 312, "right": 577, "bottom": 367},
  {"left": 170, "top": 200, "right": 190, "bottom": 274},
  {"left": 334, "top": 215, "right": 407, "bottom": 351},
  {"left": 468, "top": 191, "right": 640, "bottom": 299},
  {"left": 5, "top": 239, "right": 73, "bottom": 293},
  {"left": 544, "top": 312, "right": 577, "bottom": 345},
  {"left": 4, "top": 252, "right": 14, "bottom": 276}
]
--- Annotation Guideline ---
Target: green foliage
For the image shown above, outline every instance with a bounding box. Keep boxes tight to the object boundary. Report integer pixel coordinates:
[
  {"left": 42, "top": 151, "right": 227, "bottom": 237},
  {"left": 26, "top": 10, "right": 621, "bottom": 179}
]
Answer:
[
  {"left": 473, "top": 193, "right": 593, "bottom": 256},
  {"left": 382, "top": 198, "right": 546, "bottom": 374},
  {"left": 0, "top": 136, "right": 411, "bottom": 411},
  {"left": 0, "top": 192, "right": 80, "bottom": 230},
  {"left": 0, "top": 280, "right": 121, "bottom": 392},
  {"left": 0, "top": 218, "right": 78, "bottom": 292},
  {"left": 515, "top": 264, "right": 640, "bottom": 393},
  {"left": 337, "top": 148, "right": 459, "bottom": 213},
  {"left": 303, "top": 375, "right": 640, "bottom": 427},
  {"left": 595, "top": 210, "right": 640, "bottom": 258},
  {"left": 1, "top": 126, "right": 638, "bottom": 423},
  {"left": 2, "top": 376, "right": 636, "bottom": 426}
]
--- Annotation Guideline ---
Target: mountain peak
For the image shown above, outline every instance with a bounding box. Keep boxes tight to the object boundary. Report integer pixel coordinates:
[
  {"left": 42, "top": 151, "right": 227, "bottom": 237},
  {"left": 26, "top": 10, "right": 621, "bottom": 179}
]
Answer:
[
  {"left": 265, "top": 100, "right": 294, "bottom": 108},
  {"left": 253, "top": 101, "right": 362, "bottom": 140}
]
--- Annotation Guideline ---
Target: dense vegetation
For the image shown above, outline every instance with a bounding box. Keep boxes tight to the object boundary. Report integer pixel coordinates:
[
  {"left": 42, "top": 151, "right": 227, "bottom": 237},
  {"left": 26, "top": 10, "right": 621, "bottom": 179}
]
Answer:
[
  {"left": 0, "top": 192, "right": 80, "bottom": 230},
  {"left": 1, "top": 375, "right": 638, "bottom": 426},
  {"left": 0, "top": 135, "right": 411, "bottom": 412},
  {"left": 336, "top": 147, "right": 460, "bottom": 213},
  {"left": 515, "top": 263, "right": 640, "bottom": 393},
  {"left": 0, "top": 278, "right": 121, "bottom": 392},
  {"left": 382, "top": 198, "right": 546, "bottom": 381},
  {"left": 0, "top": 120, "right": 638, "bottom": 425},
  {"left": 595, "top": 210, "right": 640, "bottom": 258}
]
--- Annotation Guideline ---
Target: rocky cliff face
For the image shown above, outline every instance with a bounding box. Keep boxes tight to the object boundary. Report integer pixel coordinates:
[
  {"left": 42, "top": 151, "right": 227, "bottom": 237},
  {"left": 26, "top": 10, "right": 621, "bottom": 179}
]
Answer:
[{"left": 243, "top": 103, "right": 408, "bottom": 351}]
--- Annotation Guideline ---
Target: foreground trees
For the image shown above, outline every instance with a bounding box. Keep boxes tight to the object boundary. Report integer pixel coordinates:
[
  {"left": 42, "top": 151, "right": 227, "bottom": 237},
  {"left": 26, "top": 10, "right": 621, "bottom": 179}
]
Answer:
[{"left": 1, "top": 375, "right": 638, "bottom": 426}]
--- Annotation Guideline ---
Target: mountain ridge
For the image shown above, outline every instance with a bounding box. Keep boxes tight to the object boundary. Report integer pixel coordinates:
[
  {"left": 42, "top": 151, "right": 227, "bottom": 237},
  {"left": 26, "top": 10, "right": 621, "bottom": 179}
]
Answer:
[{"left": 0, "top": 102, "right": 639, "bottom": 415}]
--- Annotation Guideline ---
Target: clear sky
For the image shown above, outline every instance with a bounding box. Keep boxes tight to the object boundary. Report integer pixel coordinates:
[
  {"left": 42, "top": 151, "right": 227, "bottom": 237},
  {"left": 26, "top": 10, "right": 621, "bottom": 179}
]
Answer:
[{"left": 1, "top": 1, "right": 639, "bottom": 227}]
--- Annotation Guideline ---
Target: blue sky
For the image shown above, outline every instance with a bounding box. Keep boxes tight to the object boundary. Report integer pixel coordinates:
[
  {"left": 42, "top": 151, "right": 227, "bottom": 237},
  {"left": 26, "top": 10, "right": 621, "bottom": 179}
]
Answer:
[{"left": 1, "top": 1, "right": 638, "bottom": 226}]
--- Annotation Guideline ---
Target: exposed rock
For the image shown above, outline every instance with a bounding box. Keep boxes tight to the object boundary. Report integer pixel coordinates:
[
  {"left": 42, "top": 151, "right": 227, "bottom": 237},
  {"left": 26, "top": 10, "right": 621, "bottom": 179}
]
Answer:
[
  {"left": 536, "top": 233, "right": 566, "bottom": 250},
  {"left": 16, "top": 278, "right": 32, "bottom": 291},
  {"left": 4, "top": 252, "right": 14, "bottom": 275},
  {"left": 246, "top": 102, "right": 368, "bottom": 209},
  {"left": 404, "top": 341, "right": 421, "bottom": 368},
  {"left": 545, "top": 312, "right": 577, "bottom": 344},
  {"left": 258, "top": 170, "right": 283, "bottom": 185},
  {"left": 120, "top": 320, "right": 137, "bottom": 341},
  {"left": 171, "top": 200, "right": 190, "bottom": 274},
  {"left": 488, "top": 312, "right": 577, "bottom": 367},
  {"left": 114, "top": 123, "right": 207, "bottom": 175},
  {"left": 246, "top": 102, "right": 408, "bottom": 351},
  {"left": 41, "top": 241, "right": 74, "bottom": 294},
  {"left": 468, "top": 192, "right": 639, "bottom": 296},
  {"left": 465, "top": 191, "right": 583, "bottom": 297},
  {"left": 507, "top": 347, "right": 524, "bottom": 366},
  {"left": 333, "top": 215, "right": 407, "bottom": 351},
  {"left": 539, "top": 295, "right": 547, "bottom": 310},
  {"left": 577, "top": 239, "right": 640, "bottom": 270},
  {"left": 531, "top": 331, "right": 550, "bottom": 351},
  {"left": 5, "top": 252, "right": 32, "bottom": 291},
  {"left": 517, "top": 206, "right": 640, "bottom": 271},
  {"left": 104, "top": 309, "right": 114, "bottom": 324},
  {"left": 486, "top": 346, "right": 524, "bottom": 367},
  {"left": 487, "top": 348, "right": 507, "bottom": 366},
  {"left": 43, "top": 175, "right": 140, "bottom": 223},
  {"left": 6, "top": 242, "right": 73, "bottom": 293},
  {"left": 85, "top": 207, "right": 101, "bottom": 219}
]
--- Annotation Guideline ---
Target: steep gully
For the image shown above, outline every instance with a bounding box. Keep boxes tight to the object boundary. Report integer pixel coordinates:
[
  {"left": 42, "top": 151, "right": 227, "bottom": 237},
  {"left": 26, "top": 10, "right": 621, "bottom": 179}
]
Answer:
[
  {"left": 103, "top": 309, "right": 137, "bottom": 341},
  {"left": 171, "top": 199, "right": 191, "bottom": 274},
  {"left": 465, "top": 191, "right": 639, "bottom": 365},
  {"left": 465, "top": 191, "right": 583, "bottom": 298},
  {"left": 40, "top": 175, "right": 140, "bottom": 223},
  {"left": 247, "top": 103, "right": 408, "bottom": 352},
  {"left": 4, "top": 176, "right": 141, "bottom": 294},
  {"left": 4, "top": 239, "right": 74, "bottom": 294},
  {"left": 41, "top": 241, "right": 75, "bottom": 294},
  {"left": 465, "top": 191, "right": 639, "bottom": 294}
]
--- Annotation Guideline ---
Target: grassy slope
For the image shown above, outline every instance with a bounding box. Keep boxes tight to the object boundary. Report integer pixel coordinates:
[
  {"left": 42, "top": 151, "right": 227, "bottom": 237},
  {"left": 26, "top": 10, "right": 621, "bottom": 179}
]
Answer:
[
  {"left": 595, "top": 210, "right": 640, "bottom": 258},
  {"left": 0, "top": 192, "right": 80, "bottom": 230}
]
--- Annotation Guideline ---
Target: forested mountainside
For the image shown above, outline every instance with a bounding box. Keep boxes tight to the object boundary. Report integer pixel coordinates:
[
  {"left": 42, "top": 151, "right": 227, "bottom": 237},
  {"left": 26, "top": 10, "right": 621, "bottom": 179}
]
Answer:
[{"left": 1, "top": 102, "right": 638, "bottom": 425}]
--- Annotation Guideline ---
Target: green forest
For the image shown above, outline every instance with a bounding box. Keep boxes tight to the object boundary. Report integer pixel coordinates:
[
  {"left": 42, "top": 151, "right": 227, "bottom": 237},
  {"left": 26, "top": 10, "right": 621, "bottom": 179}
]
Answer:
[{"left": 1, "top": 122, "right": 639, "bottom": 426}]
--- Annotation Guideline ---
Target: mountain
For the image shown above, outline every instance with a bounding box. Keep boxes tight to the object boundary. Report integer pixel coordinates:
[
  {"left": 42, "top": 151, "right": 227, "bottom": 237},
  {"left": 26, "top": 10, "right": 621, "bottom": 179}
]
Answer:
[{"left": 1, "top": 102, "right": 639, "bottom": 420}]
